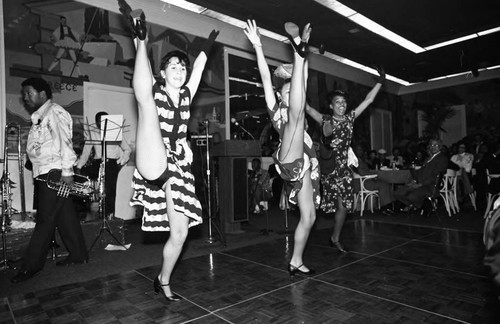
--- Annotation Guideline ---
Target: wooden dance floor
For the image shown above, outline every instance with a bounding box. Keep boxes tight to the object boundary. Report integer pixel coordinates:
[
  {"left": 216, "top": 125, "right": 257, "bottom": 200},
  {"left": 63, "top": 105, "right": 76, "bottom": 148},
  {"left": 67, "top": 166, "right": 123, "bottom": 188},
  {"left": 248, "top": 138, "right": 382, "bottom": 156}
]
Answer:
[{"left": 0, "top": 206, "right": 498, "bottom": 323}]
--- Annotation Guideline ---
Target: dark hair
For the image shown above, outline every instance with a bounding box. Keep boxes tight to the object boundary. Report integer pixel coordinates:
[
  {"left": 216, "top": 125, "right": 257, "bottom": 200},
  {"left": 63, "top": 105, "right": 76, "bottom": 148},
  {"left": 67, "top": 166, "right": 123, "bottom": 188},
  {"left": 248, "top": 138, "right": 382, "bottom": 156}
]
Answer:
[
  {"left": 95, "top": 111, "right": 108, "bottom": 123},
  {"left": 21, "top": 77, "right": 52, "bottom": 99},
  {"left": 326, "top": 89, "right": 348, "bottom": 104},
  {"left": 159, "top": 50, "right": 190, "bottom": 71}
]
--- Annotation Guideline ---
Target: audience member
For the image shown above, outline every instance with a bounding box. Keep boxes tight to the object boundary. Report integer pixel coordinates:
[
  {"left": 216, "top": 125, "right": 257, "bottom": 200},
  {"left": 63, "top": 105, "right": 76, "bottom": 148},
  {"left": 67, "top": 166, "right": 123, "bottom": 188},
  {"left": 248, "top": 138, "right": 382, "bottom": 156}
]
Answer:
[
  {"left": 377, "top": 148, "right": 389, "bottom": 168},
  {"left": 450, "top": 141, "right": 474, "bottom": 203},
  {"left": 387, "top": 147, "right": 404, "bottom": 168},
  {"left": 394, "top": 138, "right": 448, "bottom": 212},
  {"left": 366, "top": 149, "right": 380, "bottom": 170}
]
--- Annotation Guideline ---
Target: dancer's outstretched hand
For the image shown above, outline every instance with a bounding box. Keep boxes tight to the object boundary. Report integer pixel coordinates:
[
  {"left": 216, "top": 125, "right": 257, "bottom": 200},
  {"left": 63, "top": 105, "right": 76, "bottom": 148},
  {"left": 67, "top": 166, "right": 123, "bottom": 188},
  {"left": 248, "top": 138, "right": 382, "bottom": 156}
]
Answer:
[
  {"left": 375, "top": 66, "right": 386, "bottom": 83},
  {"left": 208, "top": 29, "right": 220, "bottom": 42},
  {"left": 244, "top": 19, "right": 262, "bottom": 47},
  {"left": 301, "top": 23, "right": 312, "bottom": 44}
]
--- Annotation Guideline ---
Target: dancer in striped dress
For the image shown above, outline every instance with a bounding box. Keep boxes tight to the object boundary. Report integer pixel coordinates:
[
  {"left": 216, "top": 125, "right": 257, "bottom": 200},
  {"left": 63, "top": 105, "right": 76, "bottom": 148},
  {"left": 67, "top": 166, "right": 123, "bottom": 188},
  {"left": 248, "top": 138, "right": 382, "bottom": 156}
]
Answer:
[{"left": 118, "top": 0, "right": 218, "bottom": 302}]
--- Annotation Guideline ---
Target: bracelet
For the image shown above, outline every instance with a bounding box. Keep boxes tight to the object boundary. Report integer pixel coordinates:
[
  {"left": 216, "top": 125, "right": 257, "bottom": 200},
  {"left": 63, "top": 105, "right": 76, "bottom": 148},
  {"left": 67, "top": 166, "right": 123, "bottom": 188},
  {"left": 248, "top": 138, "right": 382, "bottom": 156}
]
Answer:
[{"left": 253, "top": 43, "right": 262, "bottom": 47}]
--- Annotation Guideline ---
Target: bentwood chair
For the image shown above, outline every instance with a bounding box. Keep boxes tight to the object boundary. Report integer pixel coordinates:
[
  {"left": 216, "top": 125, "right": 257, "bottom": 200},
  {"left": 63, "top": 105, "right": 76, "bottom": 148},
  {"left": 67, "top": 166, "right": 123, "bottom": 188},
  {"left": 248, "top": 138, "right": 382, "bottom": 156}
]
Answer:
[
  {"left": 353, "top": 173, "right": 380, "bottom": 216},
  {"left": 440, "top": 169, "right": 459, "bottom": 216},
  {"left": 484, "top": 169, "right": 500, "bottom": 218},
  {"left": 421, "top": 172, "right": 445, "bottom": 220},
  {"left": 484, "top": 196, "right": 500, "bottom": 249}
]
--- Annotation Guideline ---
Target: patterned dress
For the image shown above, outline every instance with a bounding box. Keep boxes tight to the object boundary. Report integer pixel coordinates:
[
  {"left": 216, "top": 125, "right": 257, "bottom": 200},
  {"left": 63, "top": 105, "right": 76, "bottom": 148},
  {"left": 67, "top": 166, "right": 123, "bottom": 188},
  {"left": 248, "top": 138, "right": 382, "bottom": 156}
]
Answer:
[
  {"left": 269, "top": 102, "right": 321, "bottom": 208},
  {"left": 320, "top": 110, "right": 355, "bottom": 213},
  {"left": 131, "top": 85, "right": 203, "bottom": 231}
]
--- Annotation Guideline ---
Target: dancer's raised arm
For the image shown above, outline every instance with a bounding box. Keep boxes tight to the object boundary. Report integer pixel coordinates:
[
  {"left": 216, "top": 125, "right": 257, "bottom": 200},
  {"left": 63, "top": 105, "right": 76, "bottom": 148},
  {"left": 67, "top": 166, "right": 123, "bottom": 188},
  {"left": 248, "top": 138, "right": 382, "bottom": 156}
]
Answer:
[
  {"left": 186, "top": 29, "right": 219, "bottom": 96},
  {"left": 243, "top": 19, "right": 276, "bottom": 110},
  {"left": 353, "top": 66, "right": 385, "bottom": 118}
]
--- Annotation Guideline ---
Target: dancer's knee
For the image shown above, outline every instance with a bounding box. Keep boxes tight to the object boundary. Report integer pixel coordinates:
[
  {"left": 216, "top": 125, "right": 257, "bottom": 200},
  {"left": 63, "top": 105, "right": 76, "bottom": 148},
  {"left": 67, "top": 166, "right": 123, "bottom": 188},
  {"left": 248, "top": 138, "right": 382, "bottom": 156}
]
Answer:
[{"left": 169, "top": 227, "right": 188, "bottom": 245}]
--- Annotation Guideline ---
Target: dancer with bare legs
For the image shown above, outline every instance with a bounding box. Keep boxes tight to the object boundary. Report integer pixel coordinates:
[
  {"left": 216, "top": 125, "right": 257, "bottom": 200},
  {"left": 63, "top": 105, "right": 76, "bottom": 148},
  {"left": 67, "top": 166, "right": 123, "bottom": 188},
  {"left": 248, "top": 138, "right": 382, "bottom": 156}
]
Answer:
[
  {"left": 244, "top": 20, "right": 320, "bottom": 276},
  {"left": 119, "top": 0, "right": 218, "bottom": 301}
]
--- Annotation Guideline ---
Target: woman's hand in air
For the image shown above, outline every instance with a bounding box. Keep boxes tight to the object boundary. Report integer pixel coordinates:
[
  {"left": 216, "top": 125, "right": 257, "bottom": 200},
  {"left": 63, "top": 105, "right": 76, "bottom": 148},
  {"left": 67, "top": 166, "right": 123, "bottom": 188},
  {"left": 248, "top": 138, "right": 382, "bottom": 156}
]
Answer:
[{"left": 243, "top": 19, "right": 262, "bottom": 47}]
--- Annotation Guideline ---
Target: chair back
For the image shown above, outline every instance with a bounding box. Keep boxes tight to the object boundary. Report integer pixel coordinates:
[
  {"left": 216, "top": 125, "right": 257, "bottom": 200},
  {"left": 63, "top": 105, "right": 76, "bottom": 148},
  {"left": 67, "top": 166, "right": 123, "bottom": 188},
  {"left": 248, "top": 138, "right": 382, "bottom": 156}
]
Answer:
[{"left": 431, "top": 172, "right": 445, "bottom": 198}]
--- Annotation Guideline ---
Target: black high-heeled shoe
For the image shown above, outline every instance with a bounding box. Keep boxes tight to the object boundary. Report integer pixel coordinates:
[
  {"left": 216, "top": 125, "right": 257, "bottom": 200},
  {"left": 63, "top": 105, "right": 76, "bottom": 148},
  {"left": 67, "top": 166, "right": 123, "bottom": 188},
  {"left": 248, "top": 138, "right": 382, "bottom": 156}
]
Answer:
[
  {"left": 329, "top": 238, "right": 348, "bottom": 253},
  {"left": 287, "top": 263, "right": 316, "bottom": 277},
  {"left": 284, "top": 22, "right": 309, "bottom": 58},
  {"left": 117, "top": 0, "right": 147, "bottom": 40},
  {"left": 153, "top": 277, "right": 182, "bottom": 302}
]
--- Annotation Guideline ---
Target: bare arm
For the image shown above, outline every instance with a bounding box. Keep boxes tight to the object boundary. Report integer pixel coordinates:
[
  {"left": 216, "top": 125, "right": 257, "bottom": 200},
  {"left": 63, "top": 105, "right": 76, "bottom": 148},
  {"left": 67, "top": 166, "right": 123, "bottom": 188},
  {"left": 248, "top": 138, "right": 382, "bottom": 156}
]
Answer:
[
  {"left": 185, "top": 52, "right": 207, "bottom": 97},
  {"left": 305, "top": 102, "right": 322, "bottom": 124},
  {"left": 353, "top": 66, "right": 385, "bottom": 119},
  {"left": 187, "top": 29, "right": 219, "bottom": 97},
  {"left": 243, "top": 20, "right": 276, "bottom": 110}
]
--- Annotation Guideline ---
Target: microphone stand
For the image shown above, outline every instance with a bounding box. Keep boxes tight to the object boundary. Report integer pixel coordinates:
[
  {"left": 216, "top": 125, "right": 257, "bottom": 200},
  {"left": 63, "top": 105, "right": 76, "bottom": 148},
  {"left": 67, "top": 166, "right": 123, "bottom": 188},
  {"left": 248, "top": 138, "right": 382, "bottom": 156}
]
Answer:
[
  {"left": 88, "top": 119, "right": 128, "bottom": 253},
  {"left": 200, "top": 120, "right": 226, "bottom": 247},
  {"left": 234, "top": 120, "right": 255, "bottom": 140}
]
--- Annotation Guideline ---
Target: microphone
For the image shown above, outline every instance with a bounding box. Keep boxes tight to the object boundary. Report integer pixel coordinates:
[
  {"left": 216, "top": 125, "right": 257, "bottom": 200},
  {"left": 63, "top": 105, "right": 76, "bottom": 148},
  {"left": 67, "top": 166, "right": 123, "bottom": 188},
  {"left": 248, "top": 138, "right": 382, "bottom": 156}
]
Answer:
[{"left": 231, "top": 118, "right": 255, "bottom": 140}]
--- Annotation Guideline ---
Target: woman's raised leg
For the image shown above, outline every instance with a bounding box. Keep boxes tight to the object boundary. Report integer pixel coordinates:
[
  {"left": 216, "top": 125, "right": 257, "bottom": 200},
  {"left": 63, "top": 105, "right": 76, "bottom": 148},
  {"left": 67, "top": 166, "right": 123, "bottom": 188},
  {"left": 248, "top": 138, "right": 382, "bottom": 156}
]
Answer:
[
  {"left": 131, "top": 18, "right": 168, "bottom": 181},
  {"left": 279, "top": 23, "right": 311, "bottom": 164}
]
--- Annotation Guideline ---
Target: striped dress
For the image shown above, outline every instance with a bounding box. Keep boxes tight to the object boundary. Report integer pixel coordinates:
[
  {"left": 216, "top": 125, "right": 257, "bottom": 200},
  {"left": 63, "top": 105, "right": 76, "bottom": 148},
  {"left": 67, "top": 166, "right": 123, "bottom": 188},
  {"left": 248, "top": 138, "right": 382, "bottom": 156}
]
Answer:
[{"left": 130, "top": 85, "right": 203, "bottom": 231}]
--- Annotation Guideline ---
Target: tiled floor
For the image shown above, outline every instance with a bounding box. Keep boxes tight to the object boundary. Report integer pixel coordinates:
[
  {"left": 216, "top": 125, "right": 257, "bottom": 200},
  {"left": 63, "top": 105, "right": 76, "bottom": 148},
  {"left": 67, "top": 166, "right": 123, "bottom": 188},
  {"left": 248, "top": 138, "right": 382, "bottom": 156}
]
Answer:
[{"left": 1, "top": 210, "right": 499, "bottom": 323}]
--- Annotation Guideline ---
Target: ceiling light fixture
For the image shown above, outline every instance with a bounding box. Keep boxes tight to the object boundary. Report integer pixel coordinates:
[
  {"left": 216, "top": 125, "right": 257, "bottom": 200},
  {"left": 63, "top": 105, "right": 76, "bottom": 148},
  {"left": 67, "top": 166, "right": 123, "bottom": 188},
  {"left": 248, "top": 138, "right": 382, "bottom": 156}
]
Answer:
[
  {"left": 314, "top": 0, "right": 500, "bottom": 54},
  {"left": 160, "top": 0, "right": 498, "bottom": 85}
]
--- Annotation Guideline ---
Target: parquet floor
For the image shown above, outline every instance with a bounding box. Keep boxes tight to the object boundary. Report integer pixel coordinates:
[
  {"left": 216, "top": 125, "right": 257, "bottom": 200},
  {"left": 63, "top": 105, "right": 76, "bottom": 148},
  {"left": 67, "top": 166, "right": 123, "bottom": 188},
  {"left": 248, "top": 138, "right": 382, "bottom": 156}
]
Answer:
[{"left": 1, "top": 210, "right": 499, "bottom": 323}]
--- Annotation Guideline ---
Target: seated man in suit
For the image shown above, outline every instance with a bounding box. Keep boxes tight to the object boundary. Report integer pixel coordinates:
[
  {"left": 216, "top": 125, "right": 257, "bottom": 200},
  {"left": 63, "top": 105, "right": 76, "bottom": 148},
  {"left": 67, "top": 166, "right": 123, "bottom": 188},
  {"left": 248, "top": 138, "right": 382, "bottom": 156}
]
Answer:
[{"left": 394, "top": 139, "right": 449, "bottom": 211}]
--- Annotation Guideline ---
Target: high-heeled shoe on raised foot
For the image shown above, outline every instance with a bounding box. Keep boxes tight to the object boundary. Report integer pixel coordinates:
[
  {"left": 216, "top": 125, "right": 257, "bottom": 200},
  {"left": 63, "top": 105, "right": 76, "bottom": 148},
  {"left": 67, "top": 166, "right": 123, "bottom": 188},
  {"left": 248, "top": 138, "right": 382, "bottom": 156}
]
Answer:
[
  {"left": 117, "top": 0, "right": 147, "bottom": 40},
  {"left": 288, "top": 264, "right": 316, "bottom": 277},
  {"left": 153, "top": 277, "right": 182, "bottom": 302},
  {"left": 329, "top": 238, "right": 348, "bottom": 253},
  {"left": 284, "top": 22, "right": 309, "bottom": 58}
]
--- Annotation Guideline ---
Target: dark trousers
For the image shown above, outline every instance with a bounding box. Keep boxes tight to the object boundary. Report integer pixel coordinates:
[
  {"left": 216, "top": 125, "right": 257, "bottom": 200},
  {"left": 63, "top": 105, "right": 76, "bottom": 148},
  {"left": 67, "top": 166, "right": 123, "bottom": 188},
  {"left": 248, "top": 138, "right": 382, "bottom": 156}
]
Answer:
[
  {"left": 23, "top": 177, "right": 88, "bottom": 272},
  {"left": 103, "top": 159, "right": 121, "bottom": 215},
  {"left": 394, "top": 184, "right": 433, "bottom": 208}
]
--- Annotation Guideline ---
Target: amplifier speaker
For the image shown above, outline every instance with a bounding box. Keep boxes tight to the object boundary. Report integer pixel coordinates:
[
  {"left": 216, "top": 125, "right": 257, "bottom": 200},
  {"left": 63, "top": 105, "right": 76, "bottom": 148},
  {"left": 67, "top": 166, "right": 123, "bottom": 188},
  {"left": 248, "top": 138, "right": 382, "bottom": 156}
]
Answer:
[{"left": 218, "top": 157, "right": 249, "bottom": 232}]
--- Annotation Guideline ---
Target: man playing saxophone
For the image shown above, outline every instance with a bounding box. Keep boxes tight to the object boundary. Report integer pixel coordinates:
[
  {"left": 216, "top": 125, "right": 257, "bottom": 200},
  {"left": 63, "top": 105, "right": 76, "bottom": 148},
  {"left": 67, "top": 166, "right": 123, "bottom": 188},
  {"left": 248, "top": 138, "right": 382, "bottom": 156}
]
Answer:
[{"left": 11, "top": 77, "right": 88, "bottom": 283}]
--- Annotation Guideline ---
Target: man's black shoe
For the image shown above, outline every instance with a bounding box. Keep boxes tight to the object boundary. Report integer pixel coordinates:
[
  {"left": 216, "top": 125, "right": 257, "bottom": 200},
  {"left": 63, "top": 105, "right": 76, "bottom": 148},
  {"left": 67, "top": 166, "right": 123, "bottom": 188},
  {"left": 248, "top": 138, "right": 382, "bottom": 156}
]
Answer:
[
  {"left": 56, "top": 258, "right": 88, "bottom": 266},
  {"left": 11, "top": 269, "right": 40, "bottom": 284}
]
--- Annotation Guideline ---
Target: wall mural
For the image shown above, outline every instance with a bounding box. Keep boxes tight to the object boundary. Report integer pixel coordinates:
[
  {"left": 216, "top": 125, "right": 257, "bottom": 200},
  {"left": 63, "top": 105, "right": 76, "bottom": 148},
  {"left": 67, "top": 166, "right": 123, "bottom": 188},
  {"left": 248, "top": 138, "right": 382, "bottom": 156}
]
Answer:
[{"left": 3, "top": 0, "right": 225, "bottom": 157}]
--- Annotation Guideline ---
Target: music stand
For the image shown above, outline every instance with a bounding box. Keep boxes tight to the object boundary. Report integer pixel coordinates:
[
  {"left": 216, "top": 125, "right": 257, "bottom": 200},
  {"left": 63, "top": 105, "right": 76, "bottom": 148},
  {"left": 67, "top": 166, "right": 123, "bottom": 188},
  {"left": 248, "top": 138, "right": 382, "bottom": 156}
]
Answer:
[{"left": 88, "top": 117, "right": 129, "bottom": 253}]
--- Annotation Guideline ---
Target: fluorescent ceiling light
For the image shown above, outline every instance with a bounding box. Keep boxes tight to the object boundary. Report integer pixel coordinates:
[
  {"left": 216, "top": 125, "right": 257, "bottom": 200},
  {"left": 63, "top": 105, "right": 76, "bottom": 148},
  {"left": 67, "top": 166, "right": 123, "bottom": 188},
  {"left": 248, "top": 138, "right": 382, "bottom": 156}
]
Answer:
[
  {"left": 161, "top": 0, "right": 206, "bottom": 14},
  {"left": 160, "top": 0, "right": 498, "bottom": 85},
  {"left": 348, "top": 13, "right": 425, "bottom": 53},
  {"left": 478, "top": 26, "right": 500, "bottom": 36},
  {"left": 315, "top": 0, "right": 424, "bottom": 53},
  {"left": 485, "top": 65, "right": 500, "bottom": 70},
  {"left": 424, "top": 34, "right": 477, "bottom": 51},
  {"left": 314, "top": 0, "right": 500, "bottom": 55}
]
